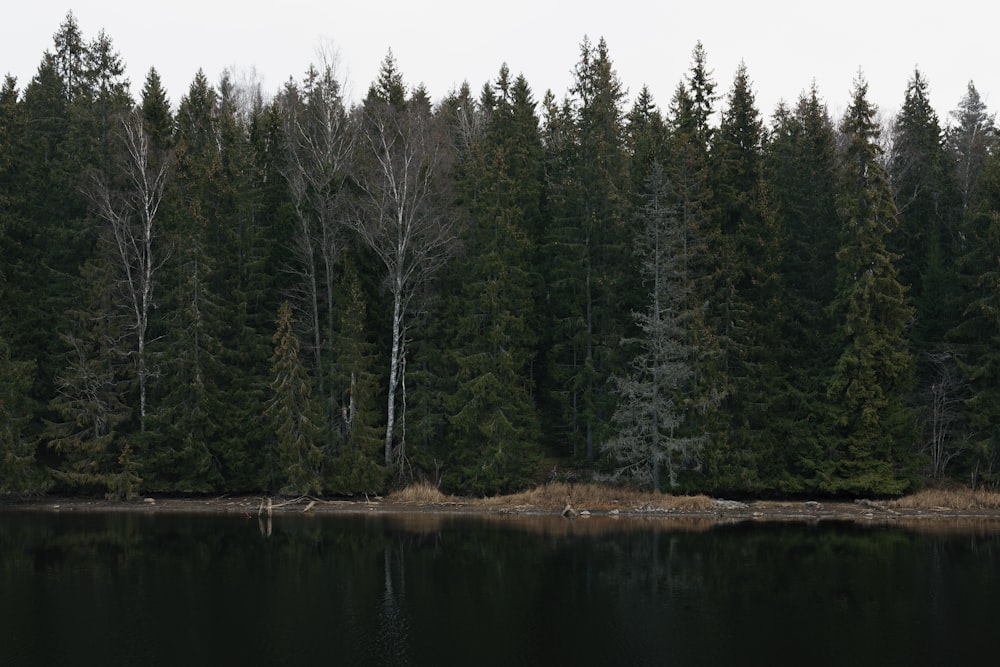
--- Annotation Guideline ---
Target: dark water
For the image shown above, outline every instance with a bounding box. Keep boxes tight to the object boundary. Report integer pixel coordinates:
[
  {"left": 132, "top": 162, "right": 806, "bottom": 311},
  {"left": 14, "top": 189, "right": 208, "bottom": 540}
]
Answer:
[{"left": 2, "top": 510, "right": 999, "bottom": 666}]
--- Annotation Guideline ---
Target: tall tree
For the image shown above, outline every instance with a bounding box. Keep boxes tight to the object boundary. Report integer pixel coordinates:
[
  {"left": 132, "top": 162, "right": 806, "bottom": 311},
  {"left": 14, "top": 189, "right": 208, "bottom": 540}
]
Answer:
[
  {"left": 605, "top": 164, "right": 702, "bottom": 490},
  {"left": 542, "top": 36, "right": 630, "bottom": 462},
  {"left": 353, "top": 69, "right": 458, "bottom": 468},
  {"left": 660, "top": 57, "right": 726, "bottom": 488},
  {"left": 950, "top": 148, "right": 1000, "bottom": 487},
  {"left": 947, "top": 82, "right": 996, "bottom": 217},
  {"left": 765, "top": 85, "right": 842, "bottom": 490},
  {"left": 143, "top": 70, "right": 228, "bottom": 491},
  {"left": 825, "top": 75, "right": 916, "bottom": 495},
  {"left": 279, "top": 61, "right": 353, "bottom": 442},
  {"left": 84, "top": 108, "right": 171, "bottom": 431},
  {"left": 708, "top": 62, "right": 782, "bottom": 489},
  {"left": 889, "top": 70, "right": 960, "bottom": 325},
  {"left": 441, "top": 66, "right": 543, "bottom": 494}
]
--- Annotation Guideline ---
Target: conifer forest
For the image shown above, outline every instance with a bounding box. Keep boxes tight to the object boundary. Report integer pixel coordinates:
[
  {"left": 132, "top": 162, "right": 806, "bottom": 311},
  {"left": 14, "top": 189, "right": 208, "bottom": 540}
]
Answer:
[{"left": 2, "top": 14, "right": 999, "bottom": 498}]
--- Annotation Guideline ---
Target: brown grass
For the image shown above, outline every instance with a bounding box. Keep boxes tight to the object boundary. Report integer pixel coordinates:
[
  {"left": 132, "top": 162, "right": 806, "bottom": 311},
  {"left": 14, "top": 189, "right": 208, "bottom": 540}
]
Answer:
[
  {"left": 387, "top": 481, "right": 456, "bottom": 504},
  {"left": 388, "top": 481, "right": 714, "bottom": 513},
  {"left": 888, "top": 488, "right": 1000, "bottom": 511}
]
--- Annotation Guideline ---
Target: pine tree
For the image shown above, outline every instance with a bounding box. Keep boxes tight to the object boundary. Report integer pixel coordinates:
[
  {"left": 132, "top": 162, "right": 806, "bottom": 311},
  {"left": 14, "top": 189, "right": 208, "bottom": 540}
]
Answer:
[
  {"left": 265, "top": 302, "right": 324, "bottom": 496},
  {"left": 825, "top": 76, "right": 916, "bottom": 495}
]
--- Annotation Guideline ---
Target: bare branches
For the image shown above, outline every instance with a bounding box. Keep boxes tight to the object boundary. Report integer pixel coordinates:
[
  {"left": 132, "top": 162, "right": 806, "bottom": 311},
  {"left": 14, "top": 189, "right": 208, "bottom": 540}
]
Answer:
[
  {"left": 84, "top": 107, "right": 171, "bottom": 424},
  {"left": 351, "top": 101, "right": 457, "bottom": 466}
]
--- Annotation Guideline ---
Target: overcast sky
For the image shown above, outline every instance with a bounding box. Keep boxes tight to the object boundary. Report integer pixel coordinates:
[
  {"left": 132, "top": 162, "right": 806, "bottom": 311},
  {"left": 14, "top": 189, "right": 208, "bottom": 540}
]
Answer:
[{"left": 3, "top": 1, "right": 996, "bottom": 125}]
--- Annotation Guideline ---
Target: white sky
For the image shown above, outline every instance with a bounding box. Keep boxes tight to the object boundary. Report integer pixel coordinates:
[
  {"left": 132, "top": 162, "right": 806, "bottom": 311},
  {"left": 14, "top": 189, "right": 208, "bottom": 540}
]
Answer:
[{"left": 2, "top": 1, "right": 996, "bottom": 125}]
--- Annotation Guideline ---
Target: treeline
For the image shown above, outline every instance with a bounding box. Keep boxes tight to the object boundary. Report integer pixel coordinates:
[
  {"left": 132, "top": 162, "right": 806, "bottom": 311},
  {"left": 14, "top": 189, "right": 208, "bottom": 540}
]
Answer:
[{"left": 2, "top": 14, "right": 999, "bottom": 498}]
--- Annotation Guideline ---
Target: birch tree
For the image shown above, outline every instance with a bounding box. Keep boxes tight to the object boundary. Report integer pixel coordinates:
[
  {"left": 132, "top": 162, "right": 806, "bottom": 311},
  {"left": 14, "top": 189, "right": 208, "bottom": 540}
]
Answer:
[
  {"left": 86, "top": 107, "right": 170, "bottom": 428},
  {"left": 279, "top": 60, "right": 352, "bottom": 431},
  {"left": 352, "top": 96, "right": 456, "bottom": 468}
]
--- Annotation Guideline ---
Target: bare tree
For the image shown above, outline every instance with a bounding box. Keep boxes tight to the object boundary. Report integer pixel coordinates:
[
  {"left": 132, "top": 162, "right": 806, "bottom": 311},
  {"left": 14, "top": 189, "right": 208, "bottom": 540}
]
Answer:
[
  {"left": 86, "top": 108, "right": 170, "bottom": 427},
  {"left": 922, "top": 350, "right": 969, "bottom": 479},
  {"left": 351, "top": 101, "right": 457, "bottom": 467}
]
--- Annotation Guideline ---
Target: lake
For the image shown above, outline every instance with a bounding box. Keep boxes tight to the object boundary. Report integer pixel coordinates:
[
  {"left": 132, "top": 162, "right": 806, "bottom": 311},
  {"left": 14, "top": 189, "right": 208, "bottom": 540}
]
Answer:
[{"left": 2, "top": 509, "right": 999, "bottom": 666}]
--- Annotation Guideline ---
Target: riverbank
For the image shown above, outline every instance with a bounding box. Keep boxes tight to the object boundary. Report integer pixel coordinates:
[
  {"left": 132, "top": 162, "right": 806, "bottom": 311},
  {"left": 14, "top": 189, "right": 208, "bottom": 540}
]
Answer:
[{"left": 5, "top": 483, "right": 1000, "bottom": 524}]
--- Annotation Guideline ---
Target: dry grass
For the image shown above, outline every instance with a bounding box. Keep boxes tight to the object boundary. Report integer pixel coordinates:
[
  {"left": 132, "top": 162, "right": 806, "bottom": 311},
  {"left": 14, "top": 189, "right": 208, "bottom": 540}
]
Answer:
[
  {"left": 389, "top": 480, "right": 715, "bottom": 513},
  {"left": 889, "top": 488, "right": 1000, "bottom": 511},
  {"left": 387, "top": 481, "right": 456, "bottom": 504}
]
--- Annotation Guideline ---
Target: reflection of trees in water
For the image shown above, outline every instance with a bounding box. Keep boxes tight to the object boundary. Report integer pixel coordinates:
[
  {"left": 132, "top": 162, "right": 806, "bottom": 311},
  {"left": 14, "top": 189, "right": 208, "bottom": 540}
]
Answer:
[{"left": 377, "top": 545, "right": 411, "bottom": 665}]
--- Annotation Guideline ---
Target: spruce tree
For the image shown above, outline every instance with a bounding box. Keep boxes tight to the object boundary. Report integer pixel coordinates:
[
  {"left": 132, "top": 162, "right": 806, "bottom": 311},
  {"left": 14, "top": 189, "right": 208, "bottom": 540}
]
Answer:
[
  {"left": 950, "top": 148, "right": 1000, "bottom": 486},
  {"left": 889, "top": 70, "right": 961, "bottom": 337},
  {"left": 708, "top": 62, "right": 783, "bottom": 490},
  {"left": 442, "top": 66, "right": 543, "bottom": 494},
  {"left": 825, "top": 76, "right": 916, "bottom": 494},
  {"left": 326, "top": 263, "right": 385, "bottom": 495},
  {"left": 605, "top": 164, "right": 702, "bottom": 490},
  {"left": 947, "top": 82, "right": 996, "bottom": 217},
  {"left": 662, "top": 73, "right": 725, "bottom": 490},
  {"left": 0, "top": 337, "right": 48, "bottom": 493},
  {"left": 265, "top": 302, "right": 324, "bottom": 496},
  {"left": 542, "top": 36, "right": 630, "bottom": 462},
  {"left": 765, "top": 86, "right": 842, "bottom": 491},
  {"left": 142, "top": 71, "right": 227, "bottom": 491}
]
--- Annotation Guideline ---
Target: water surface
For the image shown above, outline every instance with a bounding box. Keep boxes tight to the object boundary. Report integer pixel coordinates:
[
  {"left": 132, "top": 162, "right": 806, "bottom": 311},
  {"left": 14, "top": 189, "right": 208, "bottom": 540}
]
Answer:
[{"left": 2, "top": 510, "right": 999, "bottom": 666}]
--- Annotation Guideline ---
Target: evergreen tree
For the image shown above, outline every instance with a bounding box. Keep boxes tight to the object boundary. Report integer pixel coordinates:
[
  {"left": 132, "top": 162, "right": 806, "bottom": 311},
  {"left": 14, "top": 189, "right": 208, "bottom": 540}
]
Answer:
[
  {"left": 950, "top": 149, "right": 1000, "bottom": 487},
  {"left": 947, "top": 82, "right": 996, "bottom": 217},
  {"left": 542, "top": 36, "right": 630, "bottom": 462},
  {"left": 140, "top": 68, "right": 173, "bottom": 150},
  {"left": 605, "top": 164, "right": 702, "bottom": 490},
  {"left": 326, "top": 262, "right": 385, "bottom": 494},
  {"left": 441, "top": 66, "right": 543, "bottom": 494},
  {"left": 662, "top": 67, "right": 725, "bottom": 489},
  {"left": 708, "top": 62, "right": 783, "bottom": 490},
  {"left": 765, "top": 86, "right": 842, "bottom": 491},
  {"left": 0, "top": 337, "right": 48, "bottom": 493},
  {"left": 265, "top": 302, "right": 324, "bottom": 496},
  {"left": 889, "top": 70, "right": 960, "bottom": 334},
  {"left": 825, "top": 76, "right": 916, "bottom": 495},
  {"left": 45, "top": 259, "right": 136, "bottom": 498},
  {"left": 142, "top": 71, "right": 228, "bottom": 491}
]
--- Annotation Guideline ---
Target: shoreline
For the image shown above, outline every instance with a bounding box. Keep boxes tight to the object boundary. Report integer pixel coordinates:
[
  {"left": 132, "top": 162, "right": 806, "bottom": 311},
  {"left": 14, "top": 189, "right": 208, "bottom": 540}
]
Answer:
[{"left": 6, "top": 494, "right": 1000, "bottom": 525}]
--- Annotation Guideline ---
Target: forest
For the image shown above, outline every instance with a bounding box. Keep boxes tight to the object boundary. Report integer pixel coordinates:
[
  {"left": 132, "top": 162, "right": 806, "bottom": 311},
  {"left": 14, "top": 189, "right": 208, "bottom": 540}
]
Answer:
[{"left": 2, "top": 14, "right": 999, "bottom": 499}]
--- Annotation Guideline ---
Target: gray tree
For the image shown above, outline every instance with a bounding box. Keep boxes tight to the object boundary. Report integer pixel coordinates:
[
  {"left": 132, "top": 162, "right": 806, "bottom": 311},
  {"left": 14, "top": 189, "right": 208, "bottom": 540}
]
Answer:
[{"left": 604, "top": 165, "right": 704, "bottom": 490}]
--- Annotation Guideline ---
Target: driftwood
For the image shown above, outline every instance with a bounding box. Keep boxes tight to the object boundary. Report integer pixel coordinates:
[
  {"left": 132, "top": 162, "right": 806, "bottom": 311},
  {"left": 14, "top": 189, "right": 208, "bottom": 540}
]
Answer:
[{"left": 561, "top": 503, "right": 578, "bottom": 518}]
